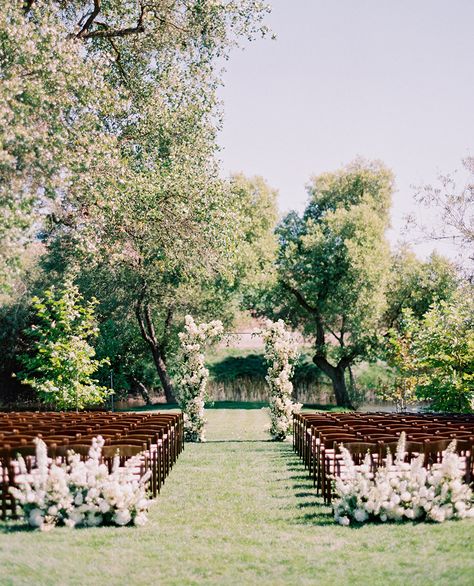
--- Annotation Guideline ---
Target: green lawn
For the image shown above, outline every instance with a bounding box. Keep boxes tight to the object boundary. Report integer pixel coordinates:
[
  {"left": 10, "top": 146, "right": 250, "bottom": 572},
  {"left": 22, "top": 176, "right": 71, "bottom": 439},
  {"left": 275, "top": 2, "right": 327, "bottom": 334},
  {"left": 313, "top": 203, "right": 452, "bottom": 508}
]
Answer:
[{"left": 1, "top": 408, "right": 473, "bottom": 586}]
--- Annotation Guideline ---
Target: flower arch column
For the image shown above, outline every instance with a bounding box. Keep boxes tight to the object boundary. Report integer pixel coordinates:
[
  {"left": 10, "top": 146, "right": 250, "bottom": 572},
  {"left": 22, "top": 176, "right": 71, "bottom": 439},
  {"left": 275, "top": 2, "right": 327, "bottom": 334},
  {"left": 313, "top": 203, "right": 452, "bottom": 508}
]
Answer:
[{"left": 262, "top": 319, "right": 301, "bottom": 441}]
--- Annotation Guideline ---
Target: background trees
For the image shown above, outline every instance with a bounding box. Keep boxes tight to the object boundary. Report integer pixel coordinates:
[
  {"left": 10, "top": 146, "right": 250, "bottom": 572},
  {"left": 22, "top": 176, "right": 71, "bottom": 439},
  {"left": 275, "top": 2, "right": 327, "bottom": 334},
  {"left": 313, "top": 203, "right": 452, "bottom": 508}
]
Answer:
[
  {"left": 383, "top": 248, "right": 459, "bottom": 330},
  {"left": 271, "top": 160, "right": 393, "bottom": 407},
  {"left": 1, "top": 3, "right": 472, "bottom": 413},
  {"left": 0, "top": 1, "right": 272, "bottom": 405},
  {"left": 386, "top": 290, "right": 474, "bottom": 413}
]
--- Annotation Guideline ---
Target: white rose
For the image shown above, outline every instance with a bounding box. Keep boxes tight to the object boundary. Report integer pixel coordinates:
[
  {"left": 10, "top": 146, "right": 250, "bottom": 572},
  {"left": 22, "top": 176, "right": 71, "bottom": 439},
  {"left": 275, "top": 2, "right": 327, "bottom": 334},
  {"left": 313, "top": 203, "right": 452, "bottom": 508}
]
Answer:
[
  {"left": 28, "top": 508, "right": 44, "bottom": 528},
  {"left": 113, "top": 509, "right": 132, "bottom": 526},
  {"left": 134, "top": 513, "right": 148, "bottom": 527}
]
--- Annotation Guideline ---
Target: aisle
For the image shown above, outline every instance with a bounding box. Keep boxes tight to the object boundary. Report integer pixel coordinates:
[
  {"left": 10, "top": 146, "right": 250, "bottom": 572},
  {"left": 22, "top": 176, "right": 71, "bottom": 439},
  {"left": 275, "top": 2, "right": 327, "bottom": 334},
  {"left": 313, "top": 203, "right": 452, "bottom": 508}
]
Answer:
[{"left": 147, "top": 408, "right": 327, "bottom": 584}]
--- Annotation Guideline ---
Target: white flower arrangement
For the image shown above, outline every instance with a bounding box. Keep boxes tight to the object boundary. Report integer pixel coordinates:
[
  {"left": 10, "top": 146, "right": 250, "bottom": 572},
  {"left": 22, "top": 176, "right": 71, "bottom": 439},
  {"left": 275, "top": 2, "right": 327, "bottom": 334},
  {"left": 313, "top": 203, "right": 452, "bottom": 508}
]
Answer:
[
  {"left": 333, "top": 433, "right": 474, "bottom": 526},
  {"left": 176, "top": 315, "right": 223, "bottom": 442},
  {"left": 262, "top": 319, "right": 302, "bottom": 441},
  {"left": 9, "top": 437, "right": 151, "bottom": 531}
]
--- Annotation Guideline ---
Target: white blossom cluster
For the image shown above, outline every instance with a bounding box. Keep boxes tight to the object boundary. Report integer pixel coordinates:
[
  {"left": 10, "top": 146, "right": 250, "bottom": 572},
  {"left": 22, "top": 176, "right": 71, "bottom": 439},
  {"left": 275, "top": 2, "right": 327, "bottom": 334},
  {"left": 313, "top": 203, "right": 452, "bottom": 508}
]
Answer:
[
  {"left": 334, "top": 433, "right": 474, "bottom": 526},
  {"left": 177, "top": 315, "right": 223, "bottom": 442},
  {"left": 262, "top": 319, "right": 302, "bottom": 441},
  {"left": 9, "top": 437, "right": 151, "bottom": 531}
]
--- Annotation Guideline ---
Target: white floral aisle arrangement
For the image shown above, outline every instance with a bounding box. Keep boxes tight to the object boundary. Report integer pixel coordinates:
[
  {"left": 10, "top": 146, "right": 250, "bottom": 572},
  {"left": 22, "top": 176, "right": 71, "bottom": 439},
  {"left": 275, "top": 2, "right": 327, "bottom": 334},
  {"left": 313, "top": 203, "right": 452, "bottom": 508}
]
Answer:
[
  {"left": 176, "top": 315, "right": 224, "bottom": 442},
  {"left": 9, "top": 437, "right": 151, "bottom": 531},
  {"left": 333, "top": 433, "right": 474, "bottom": 526},
  {"left": 262, "top": 319, "right": 302, "bottom": 441}
]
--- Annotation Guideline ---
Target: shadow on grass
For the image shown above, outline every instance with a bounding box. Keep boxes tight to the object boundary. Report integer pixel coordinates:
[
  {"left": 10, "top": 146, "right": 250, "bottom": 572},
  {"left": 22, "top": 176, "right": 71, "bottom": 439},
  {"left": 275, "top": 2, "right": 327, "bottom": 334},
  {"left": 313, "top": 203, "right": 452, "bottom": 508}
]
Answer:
[
  {"left": 276, "top": 444, "right": 340, "bottom": 527},
  {"left": 0, "top": 522, "right": 32, "bottom": 534},
  {"left": 293, "top": 510, "right": 335, "bottom": 526},
  {"left": 296, "top": 501, "right": 321, "bottom": 509}
]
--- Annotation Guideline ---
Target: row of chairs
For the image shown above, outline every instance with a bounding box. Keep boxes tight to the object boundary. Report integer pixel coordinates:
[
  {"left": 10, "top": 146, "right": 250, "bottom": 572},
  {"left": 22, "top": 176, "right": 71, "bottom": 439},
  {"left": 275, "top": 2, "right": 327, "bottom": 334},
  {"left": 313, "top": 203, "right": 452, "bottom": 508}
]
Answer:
[
  {"left": 293, "top": 411, "right": 474, "bottom": 504},
  {"left": 0, "top": 411, "right": 184, "bottom": 520}
]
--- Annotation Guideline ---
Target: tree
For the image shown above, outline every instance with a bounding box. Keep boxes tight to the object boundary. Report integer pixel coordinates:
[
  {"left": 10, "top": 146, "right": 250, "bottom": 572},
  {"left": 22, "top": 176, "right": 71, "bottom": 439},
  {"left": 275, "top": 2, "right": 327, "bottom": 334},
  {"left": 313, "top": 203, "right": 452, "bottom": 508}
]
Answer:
[
  {"left": 414, "top": 156, "right": 474, "bottom": 275},
  {"left": 41, "top": 170, "right": 279, "bottom": 403},
  {"left": 0, "top": 3, "right": 119, "bottom": 292},
  {"left": 384, "top": 248, "right": 459, "bottom": 330},
  {"left": 401, "top": 291, "right": 474, "bottom": 413},
  {"left": 17, "top": 281, "right": 110, "bottom": 410},
  {"left": 3, "top": 1, "right": 271, "bottom": 401},
  {"left": 274, "top": 160, "right": 393, "bottom": 407},
  {"left": 378, "top": 327, "right": 418, "bottom": 412},
  {"left": 228, "top": 174, "right": 279, "bottom": 299}
]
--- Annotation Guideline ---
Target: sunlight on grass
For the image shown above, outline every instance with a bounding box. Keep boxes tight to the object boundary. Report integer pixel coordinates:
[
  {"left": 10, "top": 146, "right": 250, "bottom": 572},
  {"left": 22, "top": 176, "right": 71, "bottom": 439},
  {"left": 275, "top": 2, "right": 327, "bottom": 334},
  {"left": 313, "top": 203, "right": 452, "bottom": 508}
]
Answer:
[{"left": 1, "top": 409, "right": 473, "bottom": 585}]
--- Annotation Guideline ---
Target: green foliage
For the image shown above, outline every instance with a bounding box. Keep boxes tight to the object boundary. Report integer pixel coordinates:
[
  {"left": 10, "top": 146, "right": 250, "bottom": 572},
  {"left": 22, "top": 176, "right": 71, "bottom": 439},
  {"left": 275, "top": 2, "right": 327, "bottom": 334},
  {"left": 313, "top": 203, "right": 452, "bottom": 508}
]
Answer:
[
  {"left": 384, "top": 289, "right": 474, "bottom": 413},
  {"left": 208, "top": 353, "right": 268, "bottom": 382},
  {"left": 1, "top": 1, "right": 272, "bottom": 397},
  {"left": 276, "top": 159, "right": 392, "bottom": 347},
  {"left": 17, "top": 281, "right": 110, "bottom": 410},
  {"left": 354, "top": 361, "right": 396, "bottom": 391},
  {"left": 0, "top": 3, "right": 119, "bottom": 291},
  {"left": 228, "top": 174, "right": 279, "bottom": 301},
  {"left": 379, "top": 330, "right": 419, "bottom": 412},
  {"left": 270, "top": 159, "right": 394, "bottom": 406},
  {"left": 208, "top": 351, "right": 326, "bottom": 387},
  {"left": 406, "top": 290, "right": 474, "bottom": 413},
  {"left": 384, "top": 248, "right": 459, "bottom": 330}
]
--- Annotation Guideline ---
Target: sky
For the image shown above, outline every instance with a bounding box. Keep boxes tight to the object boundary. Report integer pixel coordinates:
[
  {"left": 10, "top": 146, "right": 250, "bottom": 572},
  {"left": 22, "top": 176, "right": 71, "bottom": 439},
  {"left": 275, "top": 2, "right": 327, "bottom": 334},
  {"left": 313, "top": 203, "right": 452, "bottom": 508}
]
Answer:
[{"left": 217, "top": 0, "right": 474, "bottom": 258}]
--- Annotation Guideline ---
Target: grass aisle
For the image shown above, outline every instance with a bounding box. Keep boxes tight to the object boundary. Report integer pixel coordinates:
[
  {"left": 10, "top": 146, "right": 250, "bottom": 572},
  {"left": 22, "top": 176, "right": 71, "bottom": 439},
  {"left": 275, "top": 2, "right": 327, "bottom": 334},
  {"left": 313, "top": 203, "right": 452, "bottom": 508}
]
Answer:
[{"left": 1, "top": 408, "right": 474, "bottom": 586}]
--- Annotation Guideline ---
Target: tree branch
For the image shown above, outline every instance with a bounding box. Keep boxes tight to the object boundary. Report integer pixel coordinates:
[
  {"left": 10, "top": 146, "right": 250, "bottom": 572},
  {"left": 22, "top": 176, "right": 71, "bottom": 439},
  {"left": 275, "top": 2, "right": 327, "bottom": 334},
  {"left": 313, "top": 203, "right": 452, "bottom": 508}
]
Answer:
[
  {"left": 23, "top": 0, "right": 35, "bottom": 14},
  {"left": 136, "top": 303, "right": 153, "bottom": 346},
  {"left": 77, "top": 0, "right": 102, "bottom": 38},
  {"left": 81, "top": 3, "right": 146, "bottom": 39},
  {"left": 281, "top": 281, "right": 317, "bottom": 314},
  {"left": 326, "top": 324, "right": 342, "bottom": 345},
  {"left": 108, "top": 38, "right": 128, "bottom": 81},
  {"left": 160, "top": 306, "right": 174, "bottom": 361},
  {"left": 135, "top": 282, "right": 153, "bottom": 346},
  {"left": 338, "top": 353, "right": 357, "bottom": 370},
  {"left": 144, "top": 301, "right": 157, "bottom": 344},
  {"left": 315, "top": 314, "right": 325, "bottom": 350}
]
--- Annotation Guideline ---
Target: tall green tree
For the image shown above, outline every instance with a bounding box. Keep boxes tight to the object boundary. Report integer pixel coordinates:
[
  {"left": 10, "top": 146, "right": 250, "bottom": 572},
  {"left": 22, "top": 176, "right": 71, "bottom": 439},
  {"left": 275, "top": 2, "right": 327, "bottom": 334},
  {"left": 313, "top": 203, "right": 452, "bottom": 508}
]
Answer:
[
  {"left": 274, "top": 160, "right": 393, "bottom": 407},
  {"left": 0, "top": 3, "right": 119, "bottom": 292},
  {"left": 228, "top": 174, "right": 279, "bottom": 292},
  {"left": 2, "top": 1, "right": 271, "bottom": 401},
  {"left": 48, "top": 173, "right": 279, "bottom": 403}
]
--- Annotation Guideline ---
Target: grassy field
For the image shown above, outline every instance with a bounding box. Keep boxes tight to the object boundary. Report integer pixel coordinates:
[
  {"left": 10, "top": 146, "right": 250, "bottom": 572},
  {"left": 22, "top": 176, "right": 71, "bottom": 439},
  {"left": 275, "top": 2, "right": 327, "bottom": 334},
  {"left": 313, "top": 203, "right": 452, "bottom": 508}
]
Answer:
[{"left": 1, "top": 408, "right": 473, "bottom": 586}]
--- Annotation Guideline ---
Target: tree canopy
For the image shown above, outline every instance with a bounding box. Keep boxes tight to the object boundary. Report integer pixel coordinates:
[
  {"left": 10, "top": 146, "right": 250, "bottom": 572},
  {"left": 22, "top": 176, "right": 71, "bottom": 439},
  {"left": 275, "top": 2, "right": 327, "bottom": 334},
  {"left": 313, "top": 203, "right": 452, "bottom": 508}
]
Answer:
[{"left": 273, "top": 159, "right": 394, "bottom": 407}]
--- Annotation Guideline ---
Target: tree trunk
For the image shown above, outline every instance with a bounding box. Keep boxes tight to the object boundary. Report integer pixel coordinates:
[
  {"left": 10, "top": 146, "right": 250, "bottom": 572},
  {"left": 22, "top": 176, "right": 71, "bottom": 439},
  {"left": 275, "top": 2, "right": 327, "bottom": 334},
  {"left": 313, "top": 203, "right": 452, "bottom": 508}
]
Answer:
[
  {"left": 131, "top": 377, "right": 152, "bottom": 405},
  {"left": 313, "top": 355, "right": 354, "bottom": 409},
  {"left": 332, "top": 366, "right": 353, "bottom": 409},
  {"left": 135, "top": 295, "right": 177, "bottom": 404},
  {"left": 150, "top": 345, "right": 176, "bottom": 403}
]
